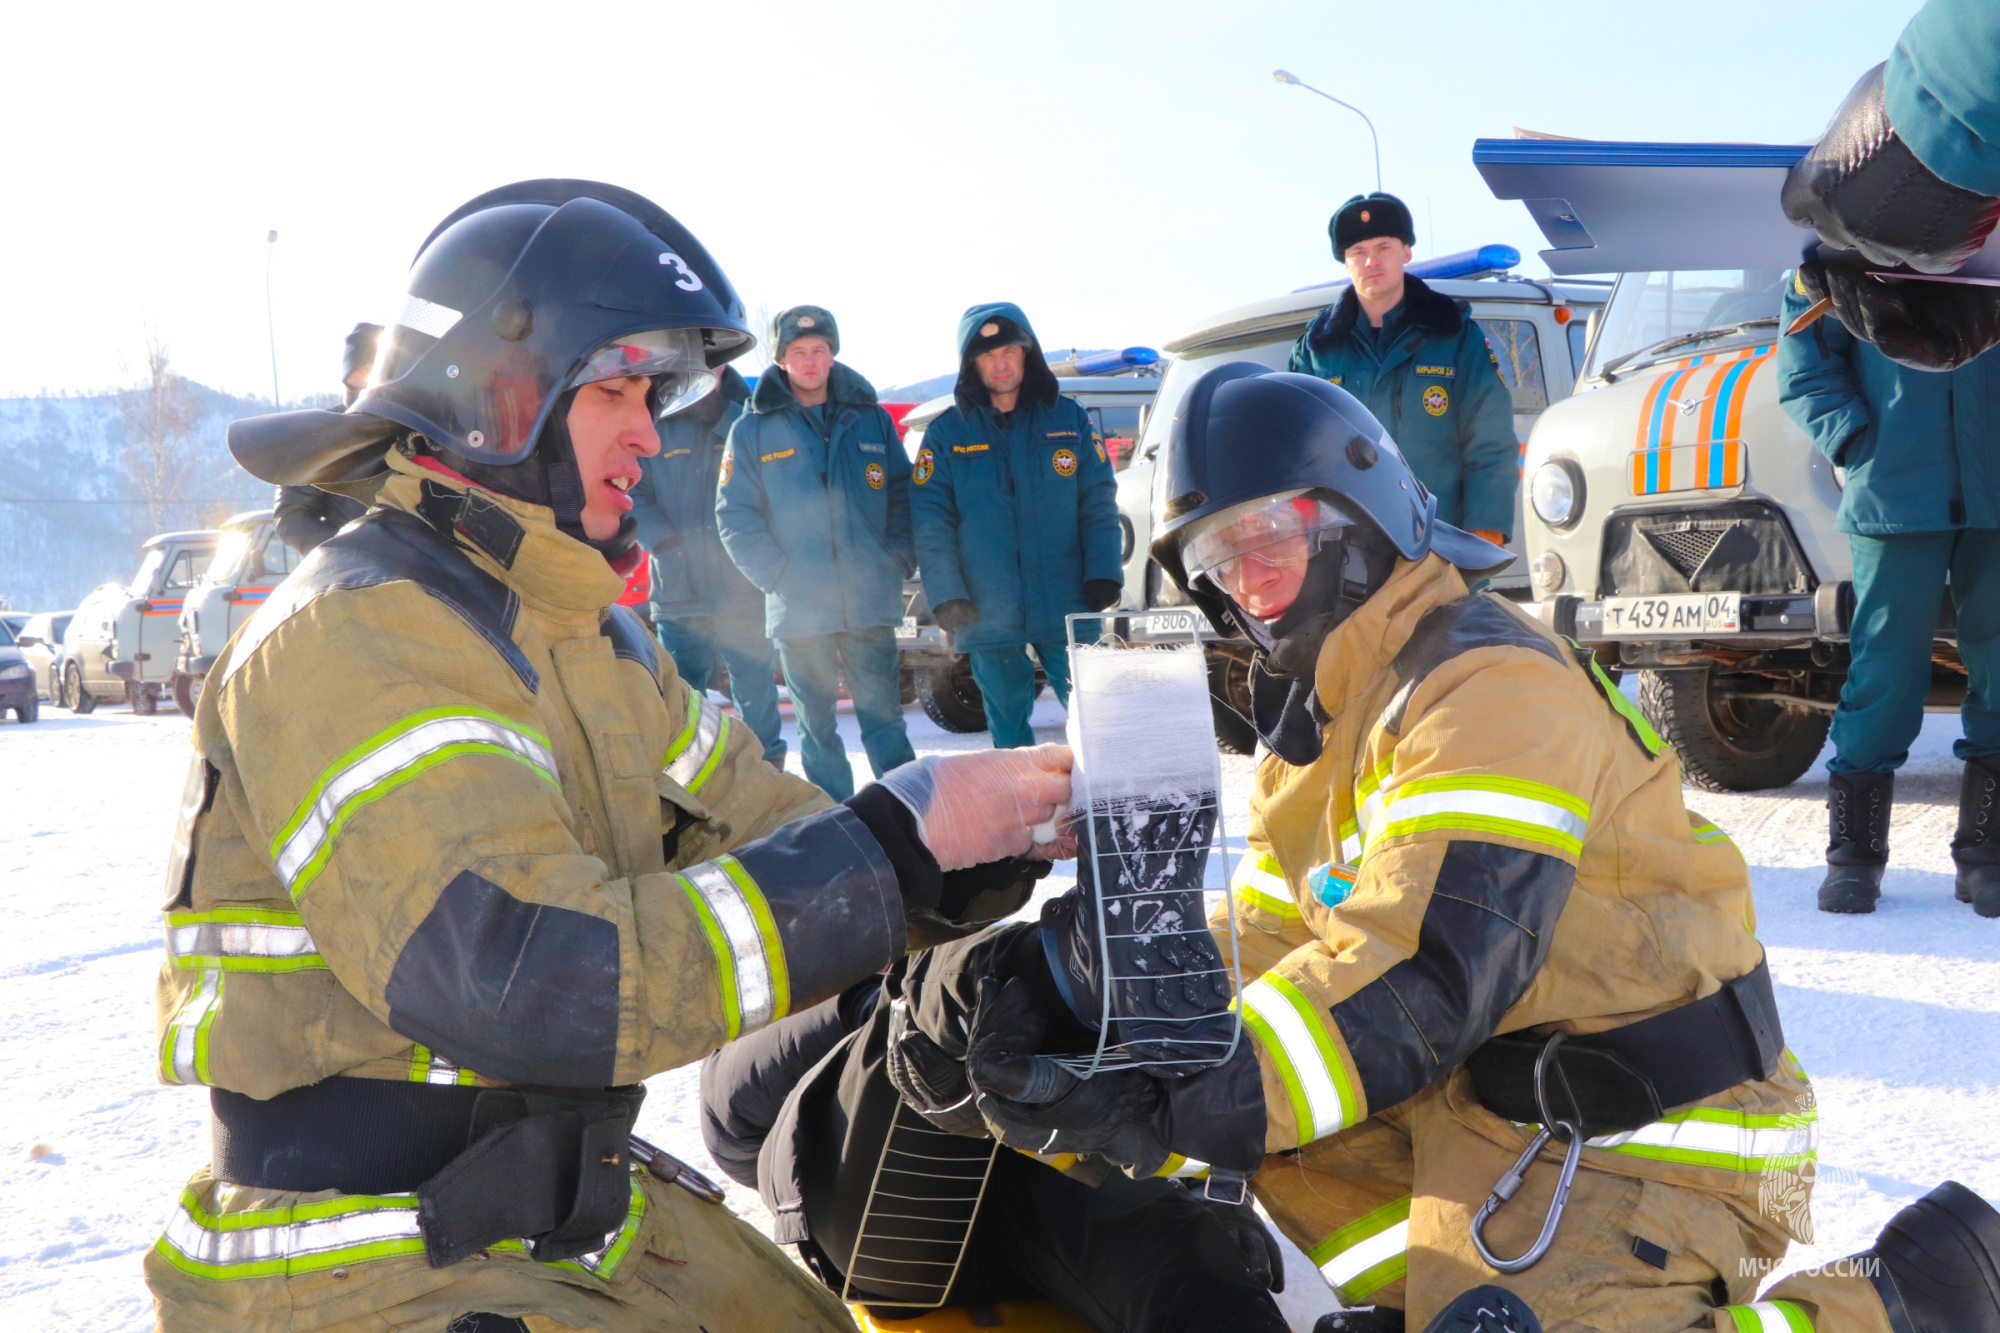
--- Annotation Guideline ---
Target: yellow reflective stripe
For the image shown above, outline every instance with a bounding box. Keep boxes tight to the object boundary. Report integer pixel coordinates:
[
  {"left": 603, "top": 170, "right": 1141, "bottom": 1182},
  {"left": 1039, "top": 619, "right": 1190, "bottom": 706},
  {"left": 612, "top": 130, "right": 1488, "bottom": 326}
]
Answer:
[
  {"left": 1584, "top": 1104, "right": 1818, "bottom": 1173},
  {"left": 153, "top": 1175, "right": 646, "bottom": 1282},
  {"left": 166, "top": 907, "right": 325, "bottom": 974},
  {"left": 271, "top": 708, "right": 558, "bottom": 900},
  {"left": 1726, "top": 1300, "right": 1814, "bottom": 1332},
  {"left": 1237, "top": 973, "right": 1359, "bottom": 1147},
  {"left": 489, "top": 1177, "right": 649, "bottom": 1278},
  {"left": 679, "top": 856, "right": 788, "bottom": 1040},
  {"left": 1366, "top": 774, "right": 1589, "bottom": 858},
  {"left": 161, "top": 969, "right": 224, "bottom": 1086},
  {"left": 406, "top": 1044, "right": 476, "bottom": 1086},
  {"left": 1308, "top": 1194, "right": 1410, "bottom": 1304},
  {"left": 1231, "top": 850, "right": 1299, "bottom": 919},
  {"left": 153, "top": 1185, "right": 426, "bottom": 1280},
  {"left": 1338, "top": 817, "right": 1363, "bottom": 863},
  {"left": 663, "top": 682, "right": 731, "bottom": 794},
  {"left": 1152, "top": 1153, "right": 1211, "bottom": 1179},
  {"left": 1352, "top": 756, "right": 1395, "bottom": 844},
  {"left": 1692, "top": 821, "right": 1735, "bottom": 846}
]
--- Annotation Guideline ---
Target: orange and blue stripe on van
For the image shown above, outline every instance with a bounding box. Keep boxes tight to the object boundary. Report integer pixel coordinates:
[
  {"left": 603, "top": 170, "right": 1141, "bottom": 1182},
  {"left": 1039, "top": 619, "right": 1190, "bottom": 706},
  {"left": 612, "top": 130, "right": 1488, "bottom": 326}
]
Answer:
[{"left": 1628, "top": 344, "right": 1771, "bottom": 496}]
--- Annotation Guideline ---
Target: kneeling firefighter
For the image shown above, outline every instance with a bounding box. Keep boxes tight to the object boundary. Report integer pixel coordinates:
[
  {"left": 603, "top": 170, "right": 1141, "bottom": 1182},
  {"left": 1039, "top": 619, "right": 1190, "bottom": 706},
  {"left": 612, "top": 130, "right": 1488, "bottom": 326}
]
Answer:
[
  {"left": 149, "top": 180, "right": 1073, "bottom": 1333},
  {"left": 937, "top": 364, "right": 2000, "bottom": 1332}
]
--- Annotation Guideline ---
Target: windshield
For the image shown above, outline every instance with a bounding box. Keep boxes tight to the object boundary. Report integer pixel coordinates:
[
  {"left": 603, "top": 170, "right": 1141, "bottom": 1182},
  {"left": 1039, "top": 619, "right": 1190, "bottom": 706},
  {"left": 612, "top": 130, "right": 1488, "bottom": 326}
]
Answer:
[
  {"left": 0, "top": 620, "right": 13, "bottom": 646},
  {"left": 1585, "top": 270, "right": 1787, "bottom": 381},
  {"left": 204, "top": 529, "right": 257, "bottom": 584},
  {"left": 130, "top": 549, "right": 165, "bottom": 595}
]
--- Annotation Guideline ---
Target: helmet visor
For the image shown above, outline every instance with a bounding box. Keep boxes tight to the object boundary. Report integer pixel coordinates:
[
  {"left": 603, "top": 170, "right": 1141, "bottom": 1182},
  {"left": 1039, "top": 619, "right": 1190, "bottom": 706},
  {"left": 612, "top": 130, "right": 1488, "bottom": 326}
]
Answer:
[
  {"left": 1179, "top": 490, "right": 1355, "bottom": 595},
  {"left": 571, "top": 328, "right": 717, "bottom": 417}
]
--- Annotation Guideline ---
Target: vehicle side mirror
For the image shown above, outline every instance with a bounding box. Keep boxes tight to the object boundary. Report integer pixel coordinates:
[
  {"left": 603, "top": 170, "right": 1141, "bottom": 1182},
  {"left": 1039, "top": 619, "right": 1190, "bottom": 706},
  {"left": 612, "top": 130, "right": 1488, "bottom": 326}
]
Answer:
[{"left": 17, "top": 635, "right": 39, "bottom": 648}]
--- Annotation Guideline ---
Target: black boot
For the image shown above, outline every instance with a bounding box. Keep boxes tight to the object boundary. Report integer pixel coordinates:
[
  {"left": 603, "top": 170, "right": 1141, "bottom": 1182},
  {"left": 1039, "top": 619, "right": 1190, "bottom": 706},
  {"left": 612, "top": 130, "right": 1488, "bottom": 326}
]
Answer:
[
  {"left": 1420, "top": 1287, "right": 1541, "bottom": 1333},
  {"left": 1821, "top": 770, "right": 1894, "bottom": 914},
  {"left": 1316, "top": 1310, "right": 1406, "bottom": 1333},
  {"left": 1953, "top": 757, "right": 2000, "bottom": 918},
  {"left": 1864, "top": 1180, "right": 2000, "bottom": 1333}
]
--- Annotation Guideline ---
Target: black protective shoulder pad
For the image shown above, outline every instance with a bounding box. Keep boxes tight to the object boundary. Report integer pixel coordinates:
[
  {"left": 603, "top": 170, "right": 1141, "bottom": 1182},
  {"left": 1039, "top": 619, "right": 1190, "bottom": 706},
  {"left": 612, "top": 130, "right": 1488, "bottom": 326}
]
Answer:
[
  {"left": 236, "top": 507, "right": 537, "bottom": 693},
  {"left": 1382, "top": 595, "right": 1564, "bottom": 735},
  {"left": 599, "top": 603, "right": 661, "bottom": 692}
]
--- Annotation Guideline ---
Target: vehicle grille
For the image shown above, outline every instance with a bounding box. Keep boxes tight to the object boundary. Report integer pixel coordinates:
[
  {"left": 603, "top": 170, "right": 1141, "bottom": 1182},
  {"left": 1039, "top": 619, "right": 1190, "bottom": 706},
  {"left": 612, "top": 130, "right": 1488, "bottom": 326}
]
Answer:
[
  {"left": 1600, "top": 500, "right": 1814, "bottom": 598},
  {"left": 1642, "top": 523, "right": 1731, "bottom": 581}
]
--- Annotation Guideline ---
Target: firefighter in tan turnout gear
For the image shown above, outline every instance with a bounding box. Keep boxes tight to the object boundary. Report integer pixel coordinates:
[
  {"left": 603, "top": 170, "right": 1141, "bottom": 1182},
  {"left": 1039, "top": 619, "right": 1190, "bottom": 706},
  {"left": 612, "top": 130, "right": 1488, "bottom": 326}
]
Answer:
[
  {"left": 956, "top": 362, "right": 2000, "bottom": 1333},
  {"left": 148, "top": 180, "right": 1073, "bottom": 1333}
]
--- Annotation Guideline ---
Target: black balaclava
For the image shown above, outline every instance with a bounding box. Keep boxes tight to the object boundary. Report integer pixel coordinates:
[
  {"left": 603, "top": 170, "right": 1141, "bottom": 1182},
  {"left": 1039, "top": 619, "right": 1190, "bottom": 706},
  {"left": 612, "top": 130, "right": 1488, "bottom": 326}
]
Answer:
[
  {"left": 1233, "top": 522, "right": 1399, "bottom": 765},
  {"left": 430, "top": 383, "right": 642, "bottom": 565}
]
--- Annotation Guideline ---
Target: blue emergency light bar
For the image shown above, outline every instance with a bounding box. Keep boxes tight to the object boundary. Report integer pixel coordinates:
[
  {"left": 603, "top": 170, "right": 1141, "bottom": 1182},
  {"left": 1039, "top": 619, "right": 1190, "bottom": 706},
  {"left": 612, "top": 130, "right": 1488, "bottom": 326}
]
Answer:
[
  {"left": 1070, "top": 347, "right": 1161, "bottom": 376},
  {"left": 1292, "top": 243, "right": 1521, "bottom": 293}
]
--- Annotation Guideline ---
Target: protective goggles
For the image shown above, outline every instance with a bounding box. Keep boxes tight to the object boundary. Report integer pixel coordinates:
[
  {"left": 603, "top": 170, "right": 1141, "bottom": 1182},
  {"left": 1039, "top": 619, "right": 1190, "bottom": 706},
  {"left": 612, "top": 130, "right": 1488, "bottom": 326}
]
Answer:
[
  {"left": 1179, "top": 490, "right": 1355, "bottom": 593},
  {"left": 572, "top": 328, "right": 717, "bottom": 417}
]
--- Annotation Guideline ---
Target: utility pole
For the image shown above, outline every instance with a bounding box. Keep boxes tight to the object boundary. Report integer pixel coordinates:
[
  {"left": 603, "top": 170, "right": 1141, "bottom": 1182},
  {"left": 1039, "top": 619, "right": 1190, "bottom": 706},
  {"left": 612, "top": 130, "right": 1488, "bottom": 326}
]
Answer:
[
  {"left": 265, "top": 230, "right": 281, "bottom": 407},
  {"left": 1272, "top": 70, "right": 1381, "bottom": 194}
]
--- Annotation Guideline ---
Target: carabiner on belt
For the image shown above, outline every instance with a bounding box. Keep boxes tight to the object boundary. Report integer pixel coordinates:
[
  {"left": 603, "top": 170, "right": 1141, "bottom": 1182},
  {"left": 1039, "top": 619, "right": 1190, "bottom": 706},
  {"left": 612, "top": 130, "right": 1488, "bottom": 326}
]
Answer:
[
  {"left": 1469, "top": 1031, "right": 1587, "bottom": 1274},
  {"left": 629, "top": 1133, "right": 727, "bottom": 1204}
]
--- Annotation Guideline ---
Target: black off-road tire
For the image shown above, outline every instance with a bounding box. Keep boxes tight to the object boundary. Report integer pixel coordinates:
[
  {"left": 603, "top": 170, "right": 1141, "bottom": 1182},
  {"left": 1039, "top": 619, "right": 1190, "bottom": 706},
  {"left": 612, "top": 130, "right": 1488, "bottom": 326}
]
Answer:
[
  {"left": 173, "top": 671, "right": 202, "bottom": 719},
  {"left": 1207, "top": 647, "right": 1258, "bottom": 756},
  {"left": 1637, "top": 667, "right": 1830, "bottom": 793},
  {"left": 65, "top": 664, "right": 96, "bottom": 715},
  {"left": 916, "top": 658, "right": 988, "bottom": 734},
  {"left": 13, "top": 696, "right": 37, "bottom": 723}
]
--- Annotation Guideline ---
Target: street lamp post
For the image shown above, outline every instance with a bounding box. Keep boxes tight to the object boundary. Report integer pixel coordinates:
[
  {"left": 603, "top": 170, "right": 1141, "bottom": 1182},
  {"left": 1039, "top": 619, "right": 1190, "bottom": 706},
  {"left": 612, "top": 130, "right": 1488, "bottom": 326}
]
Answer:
[
  {"left": 264, "top": 229, "right": 281, "bottom": 408},
  {"left": 1272, "top": 70, "right": 1381, "bottom": 194}
]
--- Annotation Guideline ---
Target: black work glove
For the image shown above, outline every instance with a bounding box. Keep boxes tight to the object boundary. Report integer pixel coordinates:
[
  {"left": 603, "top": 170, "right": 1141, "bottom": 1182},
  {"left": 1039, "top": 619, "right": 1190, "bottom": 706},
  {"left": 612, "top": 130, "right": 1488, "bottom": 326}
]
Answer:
[
  {"left": 1783, "top": 62, "right": 2000, "bottom": 275},
  {"left": 1196, "top": 1190, "right": 1284, "bottom": 1293},
  {"left": 1084, "top": 578, "right": 1124, "bottom": 612},
  {"left": 965, "top": 976, "right": 1175, "bottom": 1176},
  {"left": 940, "top": 855, "right": 1051, "bottom": 924},
  {"left": 931, "top": 598, "right": 979, "bottom": 631},
  {"left": 1797, "top": 260, "right": 2000, "bottom": 371}
]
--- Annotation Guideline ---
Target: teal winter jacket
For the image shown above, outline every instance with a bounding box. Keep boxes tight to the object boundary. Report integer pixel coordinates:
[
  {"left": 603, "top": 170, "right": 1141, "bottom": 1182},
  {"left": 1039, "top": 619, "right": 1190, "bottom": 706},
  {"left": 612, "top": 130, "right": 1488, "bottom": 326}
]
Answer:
[
  {"left": 1288, "top": 277, "right": 1519, "bottom": 537},
  {"left": 629, "top": 367, "right": 763, "bottom": 626},
  {"left": 911, "top": 302, "right": 1122, "bottom": 653},
  {"left": 716, "top": 362, "right": 914, "bottom": 639},
  {"left": 1777, "top": 280, "right": 2000, "bottom": 535}
]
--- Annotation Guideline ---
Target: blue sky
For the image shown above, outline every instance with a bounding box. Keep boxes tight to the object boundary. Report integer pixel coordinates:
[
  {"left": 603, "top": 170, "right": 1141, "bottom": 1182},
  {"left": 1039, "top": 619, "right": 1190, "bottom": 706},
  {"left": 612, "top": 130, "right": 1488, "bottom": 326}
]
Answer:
[{"left": 0, "top": 0, "right": 1914, "bottom": 402}]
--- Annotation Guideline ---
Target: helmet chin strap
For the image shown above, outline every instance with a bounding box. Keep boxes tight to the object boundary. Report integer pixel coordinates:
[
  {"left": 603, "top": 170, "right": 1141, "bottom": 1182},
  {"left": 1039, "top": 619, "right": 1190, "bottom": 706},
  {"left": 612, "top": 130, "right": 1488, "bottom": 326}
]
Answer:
[{"left": 436, "top": 385, "right": 640, "bottom": 566}]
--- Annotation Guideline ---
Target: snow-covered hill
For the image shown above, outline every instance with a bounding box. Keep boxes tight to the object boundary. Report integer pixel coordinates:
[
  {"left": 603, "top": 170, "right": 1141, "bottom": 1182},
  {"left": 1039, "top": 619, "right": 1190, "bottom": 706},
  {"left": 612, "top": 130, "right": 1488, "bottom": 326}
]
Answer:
[{"left": 0, "top": 384, "right": 277, "bottom": 613}]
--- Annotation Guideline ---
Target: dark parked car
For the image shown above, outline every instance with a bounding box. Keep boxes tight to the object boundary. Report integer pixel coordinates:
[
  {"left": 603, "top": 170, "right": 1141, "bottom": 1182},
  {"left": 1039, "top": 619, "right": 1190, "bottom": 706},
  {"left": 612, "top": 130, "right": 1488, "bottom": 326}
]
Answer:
[{"left": 0, "top": 618, "right": 37, "bottom": 723}]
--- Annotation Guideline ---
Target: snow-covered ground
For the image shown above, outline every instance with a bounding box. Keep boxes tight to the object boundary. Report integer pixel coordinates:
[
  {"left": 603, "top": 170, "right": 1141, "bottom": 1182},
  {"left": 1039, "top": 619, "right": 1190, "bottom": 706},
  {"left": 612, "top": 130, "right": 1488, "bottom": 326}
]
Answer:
[{"left": 3, "top": 694, "right": 1996, "bottom": 1331}]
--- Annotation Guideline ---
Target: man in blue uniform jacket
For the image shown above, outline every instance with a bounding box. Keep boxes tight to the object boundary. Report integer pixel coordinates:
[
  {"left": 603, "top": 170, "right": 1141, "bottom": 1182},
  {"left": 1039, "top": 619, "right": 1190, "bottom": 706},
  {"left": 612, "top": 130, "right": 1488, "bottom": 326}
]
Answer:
[
  {"left": 1288, "top": 192, "right": 1517, "bottom": 546},
  {"left": 629, "top": 364, "right": 785, "bottom": 767},
  {"left": 718, "top": 306, "right": 917, "bottom": 799},
  {"left": 910, "top": 304, "right": 1123, "bottom": 748}
]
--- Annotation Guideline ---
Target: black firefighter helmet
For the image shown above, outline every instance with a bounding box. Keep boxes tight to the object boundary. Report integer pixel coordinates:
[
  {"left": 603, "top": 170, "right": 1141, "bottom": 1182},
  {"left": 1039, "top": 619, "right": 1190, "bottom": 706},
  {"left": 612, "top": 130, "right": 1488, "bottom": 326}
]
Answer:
[
  {"left": 228, "top": 179, "right": 754, "bottom": 505},
  {"left": 1150, "top": 363, "right": 1508, "bottom": 651}
]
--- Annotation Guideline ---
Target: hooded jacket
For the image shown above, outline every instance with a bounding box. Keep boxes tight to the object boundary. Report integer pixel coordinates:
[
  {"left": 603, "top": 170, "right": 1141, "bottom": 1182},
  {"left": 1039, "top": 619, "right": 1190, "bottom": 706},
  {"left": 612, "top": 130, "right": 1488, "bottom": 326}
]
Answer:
[
  {"left": 1777, "top": 280, "right": 2000, "bottom": 534},
  {"left": 1288, "top": 277, "right": 1519, "bottom": 538},
  {"left": 629, "top": 366, "right": 766, "bottom": 623},
  {"left": 716, "top": 362, "right": 914, "bottom": 640},
  {"left": 1212, "top": 554, "right": 1812, "bottom": 1206},
  {"left": 910, "top": 303, "right": 1123, "bottom": 652}
]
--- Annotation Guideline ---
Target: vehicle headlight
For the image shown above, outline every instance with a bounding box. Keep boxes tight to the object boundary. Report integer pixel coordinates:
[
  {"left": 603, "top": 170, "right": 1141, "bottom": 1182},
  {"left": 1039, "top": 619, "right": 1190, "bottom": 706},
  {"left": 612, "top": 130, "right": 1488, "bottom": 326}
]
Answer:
[
  {"left": 0, "top": 664, "right": 28, "bottom": 681},
  {"left": 1531, "top": 460, "right": 1583, "bottom": 530},
  {"left": 1531, "top": 550, "right": 1566, "bottom": 594}
]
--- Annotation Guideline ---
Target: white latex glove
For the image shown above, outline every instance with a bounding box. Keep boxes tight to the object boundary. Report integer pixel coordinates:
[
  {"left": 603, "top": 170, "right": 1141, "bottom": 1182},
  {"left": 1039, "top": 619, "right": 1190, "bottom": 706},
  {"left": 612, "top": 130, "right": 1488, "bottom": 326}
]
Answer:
[{"left": 877, "top": 744, "right": 1074, "bottom": 870}]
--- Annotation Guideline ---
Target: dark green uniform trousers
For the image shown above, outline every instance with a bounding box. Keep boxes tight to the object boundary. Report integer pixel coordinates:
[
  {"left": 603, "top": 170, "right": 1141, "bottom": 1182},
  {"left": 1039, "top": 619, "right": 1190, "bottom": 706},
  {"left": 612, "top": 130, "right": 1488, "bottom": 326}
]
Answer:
[{"left": 1830, "top": 528, "right": 2000, "bottom": 771}]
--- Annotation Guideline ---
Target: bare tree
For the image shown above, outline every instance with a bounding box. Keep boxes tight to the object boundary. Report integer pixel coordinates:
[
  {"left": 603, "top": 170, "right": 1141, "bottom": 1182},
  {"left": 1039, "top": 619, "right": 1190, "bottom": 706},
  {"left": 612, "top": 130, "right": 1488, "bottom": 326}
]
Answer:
[{"left": 118, "top": 335, "right": 203, "bottom": 535}]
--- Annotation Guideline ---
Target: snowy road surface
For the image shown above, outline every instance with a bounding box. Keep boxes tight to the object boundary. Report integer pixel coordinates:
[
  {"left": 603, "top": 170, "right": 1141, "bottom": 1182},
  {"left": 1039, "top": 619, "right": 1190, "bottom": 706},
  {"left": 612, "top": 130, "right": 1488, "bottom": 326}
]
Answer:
[{"left": 3, "top": 695, "right": 1997, "bottom": 1331}]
